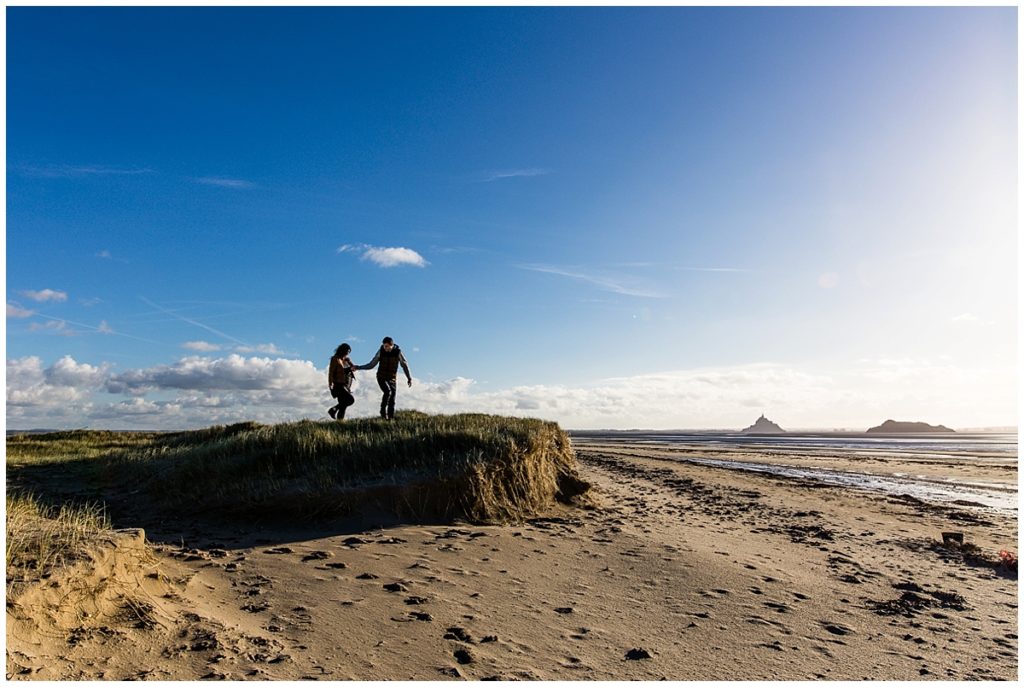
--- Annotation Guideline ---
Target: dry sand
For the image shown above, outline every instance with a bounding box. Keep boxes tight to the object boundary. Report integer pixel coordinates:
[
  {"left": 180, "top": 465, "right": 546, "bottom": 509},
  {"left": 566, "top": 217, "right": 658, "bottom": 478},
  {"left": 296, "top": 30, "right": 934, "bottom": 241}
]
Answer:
[{"left": 7, "top": 441, "right": 1018, "bottom": 680}]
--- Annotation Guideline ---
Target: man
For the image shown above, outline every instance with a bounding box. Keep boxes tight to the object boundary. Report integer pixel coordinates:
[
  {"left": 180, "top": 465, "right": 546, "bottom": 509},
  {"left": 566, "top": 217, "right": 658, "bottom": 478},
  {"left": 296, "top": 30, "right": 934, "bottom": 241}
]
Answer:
[{"left": 354, "top": 336, "right": 412, "bottom": 420}]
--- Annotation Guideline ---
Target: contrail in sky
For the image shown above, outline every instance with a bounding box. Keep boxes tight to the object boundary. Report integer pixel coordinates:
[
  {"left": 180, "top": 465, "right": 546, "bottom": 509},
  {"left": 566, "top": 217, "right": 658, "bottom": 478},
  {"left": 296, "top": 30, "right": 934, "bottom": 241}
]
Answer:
[
  {"left": 140, "top": 297, "right": 250, "bottom": 346},
  {"left": 29, "top": 311, "right": 164, "bottom": 345}
]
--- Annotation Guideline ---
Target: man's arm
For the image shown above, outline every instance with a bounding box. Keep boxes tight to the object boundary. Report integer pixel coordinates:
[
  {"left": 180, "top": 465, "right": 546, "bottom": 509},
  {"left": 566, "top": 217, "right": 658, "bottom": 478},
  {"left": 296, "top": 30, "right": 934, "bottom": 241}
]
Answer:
[
  {"left": 399, "top": 351, "right": 412, "bottom": 385},
  {"left": 353, "top": 351, "right": 380, "bottom": 371}
]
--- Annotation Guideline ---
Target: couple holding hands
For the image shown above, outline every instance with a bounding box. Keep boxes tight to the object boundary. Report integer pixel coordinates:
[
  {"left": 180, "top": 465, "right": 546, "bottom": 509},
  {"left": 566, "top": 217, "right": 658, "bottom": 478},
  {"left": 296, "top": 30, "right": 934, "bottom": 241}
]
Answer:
[{"left": 327, "top": 336, "right": 412, "bottom": 421}]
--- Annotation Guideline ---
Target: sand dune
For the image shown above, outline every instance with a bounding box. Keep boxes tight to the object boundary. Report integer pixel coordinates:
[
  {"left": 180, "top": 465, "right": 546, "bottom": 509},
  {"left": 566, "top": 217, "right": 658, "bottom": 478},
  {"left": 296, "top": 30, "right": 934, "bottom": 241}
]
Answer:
[{"left": 6, "top": 441, "right": 1017, "bottom": 680}]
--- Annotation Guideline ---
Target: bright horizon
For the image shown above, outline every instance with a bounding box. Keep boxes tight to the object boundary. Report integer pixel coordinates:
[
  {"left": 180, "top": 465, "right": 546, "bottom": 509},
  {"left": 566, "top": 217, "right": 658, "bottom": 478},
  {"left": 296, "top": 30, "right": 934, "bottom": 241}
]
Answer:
[{"left": 5, "top": 7, "right": 1018, "bottom": 431}]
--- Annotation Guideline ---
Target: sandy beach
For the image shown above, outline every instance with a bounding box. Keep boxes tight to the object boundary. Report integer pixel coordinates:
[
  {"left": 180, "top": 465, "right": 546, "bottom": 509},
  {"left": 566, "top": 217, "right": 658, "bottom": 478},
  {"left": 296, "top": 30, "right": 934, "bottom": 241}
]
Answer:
[{"left": 7, "top": 438, "right": 1017, "bottom": 680}]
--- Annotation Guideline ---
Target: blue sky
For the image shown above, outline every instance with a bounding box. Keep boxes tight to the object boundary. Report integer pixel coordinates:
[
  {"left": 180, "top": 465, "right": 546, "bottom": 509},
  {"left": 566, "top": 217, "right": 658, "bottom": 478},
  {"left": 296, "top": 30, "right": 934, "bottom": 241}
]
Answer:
[{"left": 5, "top": 7, "right": 1017, "bottom": 429}]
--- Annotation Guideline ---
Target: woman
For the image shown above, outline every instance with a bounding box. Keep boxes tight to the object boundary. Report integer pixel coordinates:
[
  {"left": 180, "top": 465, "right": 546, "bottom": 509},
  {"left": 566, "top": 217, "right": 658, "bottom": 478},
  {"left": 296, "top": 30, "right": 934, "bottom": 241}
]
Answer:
[{"left": 327, "top": 343, "right": 356, "bottom": 420}]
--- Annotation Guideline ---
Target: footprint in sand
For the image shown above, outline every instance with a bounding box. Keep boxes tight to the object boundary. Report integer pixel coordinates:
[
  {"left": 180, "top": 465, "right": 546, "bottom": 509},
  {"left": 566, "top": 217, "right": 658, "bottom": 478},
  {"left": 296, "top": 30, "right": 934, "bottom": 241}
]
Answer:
[
  {"left": 342, "top": 537, "right": 369, "bottom": 548},
  {"left": 241, "top": 601, "right": 270, "bottom": 613},
  {"left": 302, "top": 550, "right": 333, "bottom": 562},
  {"left": 264, "top": 547, "right": 294, "bottom": 555},
  {"left": 820, "top": 622, "right": 855, "bottom": 636},
  {"left": 763, "top": 601, "right": 791, "bottom": 614},
  {"left": 200, "top": 670, "right": 229, "bottom": 679},
  {"left": 444, "top": 626, "right": 473, "bottom": 642}
]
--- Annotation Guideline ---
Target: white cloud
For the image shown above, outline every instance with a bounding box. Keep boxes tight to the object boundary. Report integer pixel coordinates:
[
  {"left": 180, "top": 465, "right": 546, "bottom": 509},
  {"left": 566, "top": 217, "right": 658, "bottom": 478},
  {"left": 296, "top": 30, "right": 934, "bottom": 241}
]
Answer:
[
  {"left": 97, "top": 320, "right": 114, "bottom": 334},
  {"left": 363, "top": 247, "right": 427, "bottom": 268},
  {"left": 7, "top": 356, "right": 93, "bottom": 411},
  {"left": 7, "top": 357, "right": 45, "bottom": 388},
  {"left": 44, "top": 355, "right": 109, "bottom": 387},
  {"left": 105, "top": 354, "right": 322, "bottom": 394},
  {"left": 19, "top": 289, "right": 68, "bottom": 303},
  {"left": 94, "top": 250, "right": 129, "bottom": 265},
  {"left": 338, "top": 244, "right": 428, "bottom": 269},
  {"left": 91, "top": 398, "right": 178, "bottom": 419},
  {"left": 28, "top": 320, "right": 76, "bottom": 336},
  {"left": 194, "top": 177, "right": 255, "bottom": 189},
  {"left": 950, "top": 312, "right": 993, "bottom": 326},
  {"left": 182, "top": 340, "right": 222, "bottom": 352},
  {"left": 183, "top": 341, "right": 286, "bottom": 355},
  {"left": 4, "top": 355, "right": 1016, "bottom": 431},
  {"left": 7, "top": 303, "right": 34, "bottom": 318},
  {"left": 390, "top": 361, "right": 1015, "bottom": 430},
  {"left": 235, "top": 343, "right": 285, "bottom": 355}
]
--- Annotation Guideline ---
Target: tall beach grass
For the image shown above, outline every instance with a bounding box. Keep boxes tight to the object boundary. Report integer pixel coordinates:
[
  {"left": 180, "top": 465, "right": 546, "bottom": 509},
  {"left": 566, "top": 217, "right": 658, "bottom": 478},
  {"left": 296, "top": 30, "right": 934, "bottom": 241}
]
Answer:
[
  {"left": 7, "top": 412, "right": 590, "bottom": 523},
  {"left": 6, "top": 493, "right": 112, "bottom": 585}
]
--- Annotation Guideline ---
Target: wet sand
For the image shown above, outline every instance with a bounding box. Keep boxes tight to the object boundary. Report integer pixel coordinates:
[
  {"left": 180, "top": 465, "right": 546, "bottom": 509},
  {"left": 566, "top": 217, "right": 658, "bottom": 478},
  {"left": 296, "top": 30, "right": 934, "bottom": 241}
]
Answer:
[{"left": 7, "top": 441, "right": 1018, "bottom": 680}]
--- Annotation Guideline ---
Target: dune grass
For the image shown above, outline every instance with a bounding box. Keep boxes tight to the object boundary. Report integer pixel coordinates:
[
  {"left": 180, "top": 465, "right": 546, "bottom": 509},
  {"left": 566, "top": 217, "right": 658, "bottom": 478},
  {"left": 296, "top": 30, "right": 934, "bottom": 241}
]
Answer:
[
  {"left": 7, "top": 412, "right": 590, "bottom": 523},
  {"left": 5, "top": 493, "right": 112, "bottom": 586}
]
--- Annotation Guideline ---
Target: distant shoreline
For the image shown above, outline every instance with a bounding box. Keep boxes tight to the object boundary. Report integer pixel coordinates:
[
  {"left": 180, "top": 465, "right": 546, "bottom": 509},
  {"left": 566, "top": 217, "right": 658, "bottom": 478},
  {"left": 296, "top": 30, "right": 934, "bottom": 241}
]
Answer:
[
  {"left": 569, "top": 429, "right": 1017, "bottom": 438},
  {"left": 8, "top": 427, "right": 1018, "bottom": 438}
]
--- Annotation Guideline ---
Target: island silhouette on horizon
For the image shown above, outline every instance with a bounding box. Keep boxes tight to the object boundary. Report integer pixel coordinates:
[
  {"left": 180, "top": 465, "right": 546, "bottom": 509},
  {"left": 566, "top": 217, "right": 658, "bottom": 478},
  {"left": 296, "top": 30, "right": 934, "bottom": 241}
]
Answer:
[
  {"left": 866, "top": 419, "right": 956, "bottom": 434},
  {"left": 740, "top": 414, "right": 786, "bottom": 434}
]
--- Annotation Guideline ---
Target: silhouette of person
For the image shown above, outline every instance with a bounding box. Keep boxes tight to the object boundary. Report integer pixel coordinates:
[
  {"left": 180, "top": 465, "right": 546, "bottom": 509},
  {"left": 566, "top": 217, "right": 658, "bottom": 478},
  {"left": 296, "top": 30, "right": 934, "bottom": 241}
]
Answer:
[
  {"left": 327, "top": 343, "right": 356, "bottom": 420},
  {"left": 354, "top": 336, "right": 411, "bottom": 420}
]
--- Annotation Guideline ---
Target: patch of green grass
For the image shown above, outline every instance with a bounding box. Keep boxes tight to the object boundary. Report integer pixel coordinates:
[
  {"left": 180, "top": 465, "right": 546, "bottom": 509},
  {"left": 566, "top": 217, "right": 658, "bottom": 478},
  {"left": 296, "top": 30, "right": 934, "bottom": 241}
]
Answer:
[
  {"left": 7, "top": 412, "right": 590, "bottom": 523},
  {"left": 5, "top": 430, "right": 166, "bottom": 465}
]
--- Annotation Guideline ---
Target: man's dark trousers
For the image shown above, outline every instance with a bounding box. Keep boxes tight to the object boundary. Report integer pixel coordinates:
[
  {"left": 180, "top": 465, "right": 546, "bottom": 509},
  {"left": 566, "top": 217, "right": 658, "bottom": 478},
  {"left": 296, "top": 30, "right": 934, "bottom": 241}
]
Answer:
[{"left": 378, "top": 377, "right": 397, "bottom": 419}]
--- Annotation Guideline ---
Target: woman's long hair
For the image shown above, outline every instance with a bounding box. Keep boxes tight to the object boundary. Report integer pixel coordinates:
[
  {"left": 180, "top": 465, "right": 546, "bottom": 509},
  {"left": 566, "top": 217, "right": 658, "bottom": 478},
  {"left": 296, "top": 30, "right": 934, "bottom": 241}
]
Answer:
[{"left": 332, "top": 343, "right": 351, "bottom": 363}]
